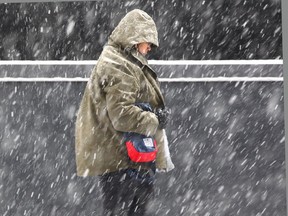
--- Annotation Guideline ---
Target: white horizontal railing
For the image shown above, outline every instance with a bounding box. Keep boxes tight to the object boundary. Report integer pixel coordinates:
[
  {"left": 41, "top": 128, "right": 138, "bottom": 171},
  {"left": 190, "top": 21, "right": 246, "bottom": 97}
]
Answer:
[
  {"left": 0, "top": 60, "right": 283, "bottom": 82},
  {"left": 0, "top": 77, "right": 283, "bottom": 83},
  {"left": 0, "top": 59, "right": 283, "bottom": 65},
  {"left": 149, "top": 59, "right": 283, "bottom": 65}
]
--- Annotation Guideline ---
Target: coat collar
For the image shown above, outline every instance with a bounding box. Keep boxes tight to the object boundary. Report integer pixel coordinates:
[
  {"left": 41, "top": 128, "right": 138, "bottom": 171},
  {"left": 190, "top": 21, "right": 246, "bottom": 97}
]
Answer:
[{"left": 129, "top": 49, "right": 165, "bottom": 108}]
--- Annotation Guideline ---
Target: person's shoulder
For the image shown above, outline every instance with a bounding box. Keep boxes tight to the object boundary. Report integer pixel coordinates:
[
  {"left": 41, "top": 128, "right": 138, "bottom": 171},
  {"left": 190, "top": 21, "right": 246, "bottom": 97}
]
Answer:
[
  {"left": 100, "top": 45, "right": 135, "bottom": 67},
  {"left": 100, "top": 45, "right": 123, "bottom": 59}
]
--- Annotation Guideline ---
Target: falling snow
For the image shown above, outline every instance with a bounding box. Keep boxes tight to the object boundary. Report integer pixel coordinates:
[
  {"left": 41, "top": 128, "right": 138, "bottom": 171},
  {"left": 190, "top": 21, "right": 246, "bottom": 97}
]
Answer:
[
  {"left": 0, "top": 0, "right": 284, "bottom": 216},
  {"left": 0, "top": 0, "right": 282, "bottom": 60}
]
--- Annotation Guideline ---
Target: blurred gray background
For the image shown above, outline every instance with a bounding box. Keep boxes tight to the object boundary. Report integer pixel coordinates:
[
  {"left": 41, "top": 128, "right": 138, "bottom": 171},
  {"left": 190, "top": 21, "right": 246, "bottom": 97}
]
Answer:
[
  {"left": 0, "top": 0, "right": 282, "bottom": 60},
  {"left": 0, "top": 0, "right": 285, "bottom": 216}
]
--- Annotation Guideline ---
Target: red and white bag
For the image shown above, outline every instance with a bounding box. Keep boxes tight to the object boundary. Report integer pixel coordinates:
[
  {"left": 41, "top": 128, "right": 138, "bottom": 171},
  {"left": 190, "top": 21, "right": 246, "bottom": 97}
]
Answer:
[{"left": 124, "top": 132, "right": 158, "bottom": 163}]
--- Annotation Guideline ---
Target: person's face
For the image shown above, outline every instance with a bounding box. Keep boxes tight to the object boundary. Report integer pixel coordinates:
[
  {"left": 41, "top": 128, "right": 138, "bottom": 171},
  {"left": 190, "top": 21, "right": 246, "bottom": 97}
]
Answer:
[{"left": 136, "top": 42, "right": 152, "bottom": 56}]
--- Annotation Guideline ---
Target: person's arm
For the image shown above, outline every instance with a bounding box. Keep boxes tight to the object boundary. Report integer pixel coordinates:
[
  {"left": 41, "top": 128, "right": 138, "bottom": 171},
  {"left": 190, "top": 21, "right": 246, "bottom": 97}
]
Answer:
[{"left": 102, "top": 62, "right": 159, "bottom": 136}]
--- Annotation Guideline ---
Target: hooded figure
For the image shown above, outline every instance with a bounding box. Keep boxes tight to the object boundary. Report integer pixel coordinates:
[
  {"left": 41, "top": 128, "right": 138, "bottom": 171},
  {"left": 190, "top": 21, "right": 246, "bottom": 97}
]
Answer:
[{"left": 75, "top": 9, "right": 174, "bottom": 215}]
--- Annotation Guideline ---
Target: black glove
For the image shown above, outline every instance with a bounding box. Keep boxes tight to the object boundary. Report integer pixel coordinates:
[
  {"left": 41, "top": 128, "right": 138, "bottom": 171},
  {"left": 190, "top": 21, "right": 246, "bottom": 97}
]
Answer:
[
  {"left": 135, "top": 103, "right": 153, "bottom": 112},
  {"left": 155, "top": 108, "right": 170, "bottom": 129}
]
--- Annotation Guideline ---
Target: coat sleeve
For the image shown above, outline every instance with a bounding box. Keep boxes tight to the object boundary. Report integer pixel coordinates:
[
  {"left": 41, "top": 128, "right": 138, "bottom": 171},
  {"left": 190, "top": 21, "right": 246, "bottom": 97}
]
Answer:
[{"left": 100, "top": 61, "right": 159, "bottom": 136}]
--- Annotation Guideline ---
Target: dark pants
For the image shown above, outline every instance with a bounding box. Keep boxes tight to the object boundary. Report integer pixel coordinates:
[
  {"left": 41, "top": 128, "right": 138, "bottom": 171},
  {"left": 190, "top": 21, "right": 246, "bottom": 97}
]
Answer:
[{"left": 99, "top": 169, "right": 154, "bottom": 216}]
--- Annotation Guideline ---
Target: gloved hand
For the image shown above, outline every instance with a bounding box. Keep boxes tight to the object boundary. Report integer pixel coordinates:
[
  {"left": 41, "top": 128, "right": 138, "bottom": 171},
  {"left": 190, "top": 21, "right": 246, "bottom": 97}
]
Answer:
[
  {"left": 154, "top": 108, "right": 170, "bottom": 129},
  {"left": 135, "top": 103, "right": 153, "bottom": 112}
]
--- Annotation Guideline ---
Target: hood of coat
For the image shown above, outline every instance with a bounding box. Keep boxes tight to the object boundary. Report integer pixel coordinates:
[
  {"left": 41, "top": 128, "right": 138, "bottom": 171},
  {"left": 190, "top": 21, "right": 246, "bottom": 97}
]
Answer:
[{"left": 108, "top": 9, "right": 159, "bottom": 49}]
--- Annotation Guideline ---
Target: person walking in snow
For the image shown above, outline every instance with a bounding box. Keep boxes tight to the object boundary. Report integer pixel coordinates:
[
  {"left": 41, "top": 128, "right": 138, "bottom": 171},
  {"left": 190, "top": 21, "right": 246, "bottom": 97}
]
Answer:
[{"left": 75, "top": 9, "right": 174, "bottom": 215}]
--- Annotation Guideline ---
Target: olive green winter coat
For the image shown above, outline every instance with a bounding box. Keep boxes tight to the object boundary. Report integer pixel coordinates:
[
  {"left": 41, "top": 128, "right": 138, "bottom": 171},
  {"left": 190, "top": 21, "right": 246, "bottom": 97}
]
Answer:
[{"left": 75, "top": 9, "right": 174, "bottom": 176}]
